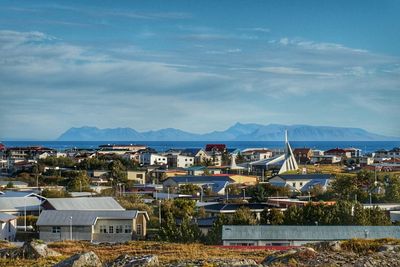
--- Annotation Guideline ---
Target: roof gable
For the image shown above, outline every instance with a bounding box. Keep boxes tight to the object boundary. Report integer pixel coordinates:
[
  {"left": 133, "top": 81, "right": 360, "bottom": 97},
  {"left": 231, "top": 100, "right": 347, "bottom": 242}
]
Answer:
[{"left": 44, "top": 197, "right": 124, "bottom": 211}]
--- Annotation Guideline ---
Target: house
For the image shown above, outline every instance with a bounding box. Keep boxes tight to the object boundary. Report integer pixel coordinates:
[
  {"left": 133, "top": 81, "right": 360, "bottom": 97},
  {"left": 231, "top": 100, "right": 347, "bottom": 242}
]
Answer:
[
  {"left": 37, "top": 210, "right": 149, "bottom": 242},
  {"left": 0, "top": 213, "right": 17, "bottom": 241},
  {"left": 344, "top": 147, "right": 362, "bottom": 158},
  {"left": 324, "top": 148, "right": 351, "bottom": 158},
  {"left": 375, "top": 147, "right": 400, "bottom": 159},
  {"left": 127, "top": 170, "right": 146, "bottom": 184},
  {"left": 0, "top": 197, "right": 42, "bottom": 216},
  {"left": 139, "top": 153, "right": 167, "bottom": 166},
  {"left": 98, "top": 144, "right": 147, "bottom": 152},
  {"left": 186, "top": 166, "right": 206, "bottom": 176},
  {"left": 293, "top": 148, "right": 313, "bottom": 164},
  {"left": 162, "top": 175, "right": 235, "bottom": 195},
  {"left": 205, "top": 144, "right": 226, "bottom": 153},
  {"left": 0, "top": 180, "right": 29, "bottom": 189},
  {"left": 226, "top": 174, "right": 258, "bottom": 185},
  {"left": 222, "top": 225, "right": 400, "bottom": 246},
  {"left": 166, "top": 154, "right": 195, "bottom": 168},
  {"left": 268, "top": 174, "right": 333, "bottom": 192},
  {"left": 203, "top": 203, "right": 270, "bottom": 220},
  {"left": 310, "top": 155, "right": 341, "bottom": 164},
  {"left": 242, "top": 148, "right": 273, "bottom": 162},
  {"left": 41, "top": 197, "right": 125, "bottom": 211}
]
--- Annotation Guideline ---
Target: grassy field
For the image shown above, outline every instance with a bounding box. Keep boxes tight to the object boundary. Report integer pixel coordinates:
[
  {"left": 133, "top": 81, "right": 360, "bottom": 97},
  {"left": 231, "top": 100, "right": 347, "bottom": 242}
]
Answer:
[{"left": 0, "top": 241, "right": 273, "bottom": 267}]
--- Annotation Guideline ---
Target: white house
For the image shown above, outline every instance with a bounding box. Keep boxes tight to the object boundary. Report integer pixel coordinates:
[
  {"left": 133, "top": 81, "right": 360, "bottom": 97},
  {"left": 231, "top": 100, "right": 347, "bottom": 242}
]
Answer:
[
  {"left": 139, "top": 153, "right": 167, "bottom": 166},
  {"left": 0, "top": 213, "right": 17, "bottom": 241},
  {"left": 37, "top": 210, "right": 149, "bottom": 242},
  {"left": 166, "top": 154, "right": 194, "bottom": 168},
  {"left": 268, "top": 174, "right": 333, "bottom": 192}
]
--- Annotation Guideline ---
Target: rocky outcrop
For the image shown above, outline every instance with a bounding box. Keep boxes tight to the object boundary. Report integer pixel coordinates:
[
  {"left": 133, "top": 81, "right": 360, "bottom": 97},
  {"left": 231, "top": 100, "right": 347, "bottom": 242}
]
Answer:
[
  {"left": 165, "top": 259, "right": 259, "bottom": 267},
  {"left": 53, "top": 251, "right": 102, "bottom": 267},
  {"left": 0, "top": 240, "right": 60, "bottom": 259},
  {"left": 20, "top": 240, "right": 61, "bottom": 259},
  {"left": 107, "top": 254, "right": 159, "bottom": 267},
  {"left": 261, "top": 247, "right": 317, "bottom": 266}
]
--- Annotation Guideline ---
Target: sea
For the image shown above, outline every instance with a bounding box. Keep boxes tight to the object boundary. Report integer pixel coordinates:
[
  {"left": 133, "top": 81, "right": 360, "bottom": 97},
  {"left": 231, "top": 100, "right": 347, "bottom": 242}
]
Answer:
[{"left": 2, "top": 141, "right": 399, "bottom": 153}]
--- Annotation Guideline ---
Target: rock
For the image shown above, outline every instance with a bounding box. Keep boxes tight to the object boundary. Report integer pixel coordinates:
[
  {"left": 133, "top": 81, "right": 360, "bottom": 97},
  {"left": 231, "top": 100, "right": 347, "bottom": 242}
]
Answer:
[
  {"left": 377, "top": 244, "right": 400, "bottom": 252},
  {"left": 20, "top": 240, "right": 61, "bottom": 259},
  {"left": 53, "top": 251, "right": 102, "bottom": 267},
  {"left": 107, "top": 254, "right": 159, "bottom": 267},
  {"left": 261, "top": 247, "right": 317, "bottom": 266},
  {"left": 164, "top": 258, "right": 259, "bottom": 267},
  {"left": 328, "top": 241, "right": 342, "bottom": 252}
]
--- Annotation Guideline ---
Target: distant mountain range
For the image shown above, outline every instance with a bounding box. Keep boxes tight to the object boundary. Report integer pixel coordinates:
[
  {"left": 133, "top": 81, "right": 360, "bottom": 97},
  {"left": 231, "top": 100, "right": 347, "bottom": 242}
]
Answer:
[{"left": 56, "top": 123, "right": 398, "bottom": 141}]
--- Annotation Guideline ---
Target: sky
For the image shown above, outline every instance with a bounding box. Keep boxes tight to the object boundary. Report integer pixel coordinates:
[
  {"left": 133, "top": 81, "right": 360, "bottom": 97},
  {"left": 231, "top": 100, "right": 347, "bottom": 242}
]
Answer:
[{"left": 0, "top": 0, "right": 399, "bottom": 140}]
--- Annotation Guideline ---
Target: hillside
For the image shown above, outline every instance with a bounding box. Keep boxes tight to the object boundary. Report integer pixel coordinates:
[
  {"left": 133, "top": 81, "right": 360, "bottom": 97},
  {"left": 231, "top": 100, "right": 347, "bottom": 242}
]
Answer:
[{"left": 57, "top": 123, "right": 398, "bottom": 141}]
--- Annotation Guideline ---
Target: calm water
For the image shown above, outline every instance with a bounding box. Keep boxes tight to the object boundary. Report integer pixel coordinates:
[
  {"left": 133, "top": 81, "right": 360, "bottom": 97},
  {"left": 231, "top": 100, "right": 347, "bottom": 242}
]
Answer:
[{"left": 2, "top": 141, "right": 399, "bottom": 153}]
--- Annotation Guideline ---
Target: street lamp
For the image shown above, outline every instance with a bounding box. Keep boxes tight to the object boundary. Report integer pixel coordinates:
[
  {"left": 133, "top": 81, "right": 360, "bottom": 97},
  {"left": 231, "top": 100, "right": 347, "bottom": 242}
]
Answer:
[{"left": 242, "top": 188, "right": 246, "bottom": 200}]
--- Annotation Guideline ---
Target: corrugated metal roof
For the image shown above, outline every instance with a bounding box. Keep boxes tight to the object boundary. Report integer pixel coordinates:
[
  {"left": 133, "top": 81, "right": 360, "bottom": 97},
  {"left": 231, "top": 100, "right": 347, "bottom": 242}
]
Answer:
[
  {"left": 205, "top": 203, "right": 270, "bottom": 212},
  {"left": 170, "top": 175, "right": 234, "bottom": 183},
  {"left": 0, "top": 213, "right": 17, "bottom": 222},
  {"left": 0, "top": 197, "right": 41, "bottom": 212},
  {"left": 45, "top": 197, "right": 124, "bottom": 211},
  {"left": 222, "top": 225, "right": 400, "bottom": 241},
  {"left": 37, "top": 210, "right": 138, "bottom": 226}
]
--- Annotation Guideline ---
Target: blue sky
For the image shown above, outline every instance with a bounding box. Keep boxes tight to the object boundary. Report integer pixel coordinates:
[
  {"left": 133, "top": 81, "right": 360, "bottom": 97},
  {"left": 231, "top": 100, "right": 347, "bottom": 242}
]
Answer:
[{"left": 0, "top": 0, "right": 399, "bottom": 139}]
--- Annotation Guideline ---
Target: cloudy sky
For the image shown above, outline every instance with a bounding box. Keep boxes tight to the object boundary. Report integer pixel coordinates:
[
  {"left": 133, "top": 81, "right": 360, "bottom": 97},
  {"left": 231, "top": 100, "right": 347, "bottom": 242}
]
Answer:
[{"left": 0, "top": 0, "right": 399, "bottom": 140}]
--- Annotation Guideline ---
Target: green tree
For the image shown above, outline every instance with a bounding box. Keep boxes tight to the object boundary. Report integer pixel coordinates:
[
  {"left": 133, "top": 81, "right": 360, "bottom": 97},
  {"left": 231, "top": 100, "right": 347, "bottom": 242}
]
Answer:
[
  {"left": 158, "top": 211, "right": 178, "bottom": 242},
  {"left": 179, "top": 184, "right": 200, "bottom": 195},
  {"left": 176, "top": 215, "right": 204, "bottom": 243},
  {"left": 206, "top": 214, "right": 230, "bottom": 245},
  {"left": 260, "top": 208, "right": 284, "bottom": 225},
  {"left": 385, "top": 175, "right": 400, "bottom": 202},
  {"left": 67, "top": 171, "right": 91, "bottom": 192},
  {"left": 248, "top": 184, "right": 267, "bottom": 202},
  {"left": 368, "top": 206, "right": 391, "bottom": 225},
  {"left": 283, "top": 205, "right": 304, "bottom": 225},
  {"left": 108, "top": 160, "right": 127, "bottom": 182},
  {"left": 353, "top": 202, "right": 370, "bottom": 225},
  {"left": 231, "top": 207, "right": 258, "bottom": 225}
]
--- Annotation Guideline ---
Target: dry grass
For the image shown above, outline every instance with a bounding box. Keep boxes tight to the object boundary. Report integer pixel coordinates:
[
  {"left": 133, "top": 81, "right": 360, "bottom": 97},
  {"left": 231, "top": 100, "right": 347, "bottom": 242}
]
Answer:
[{"left": 0, "top": 241, "right": 273, "bottom": 266}]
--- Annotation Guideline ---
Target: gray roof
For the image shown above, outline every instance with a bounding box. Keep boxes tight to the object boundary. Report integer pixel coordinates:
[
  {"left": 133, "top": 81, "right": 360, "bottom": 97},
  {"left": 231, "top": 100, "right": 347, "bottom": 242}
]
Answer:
[
  {"left": 44, "top": 197, "right": 124, "bottom": 211},
  {"left": 0, "top": 197, "right": 41, "bottom": 212},
  {"left": 37, "top": 210, "right": 138, "bottom": 226},
  {"left": 0, "top": 213, "right": 17, "bottom": 222},
  {"left": 222, "top": 225, "right": 400, "bottom": 241},
  {"left": 273, "top": 174, "right": 332, "bottom": 180},
  {"left": 168, "top": 175, "right": 234, "bottom": 184}
]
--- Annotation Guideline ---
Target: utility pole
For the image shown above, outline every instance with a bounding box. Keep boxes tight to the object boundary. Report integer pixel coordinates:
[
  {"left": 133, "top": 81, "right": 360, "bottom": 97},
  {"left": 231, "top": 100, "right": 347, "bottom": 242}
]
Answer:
[
  {"left": 24, "top": 197, "right": 26, "bottom": 232},
  {"left": 158, "top": 200, "right": 162, "bottom": 225},
  {"left": 69, "top": 216, "right": 73, "bottom": 240}
]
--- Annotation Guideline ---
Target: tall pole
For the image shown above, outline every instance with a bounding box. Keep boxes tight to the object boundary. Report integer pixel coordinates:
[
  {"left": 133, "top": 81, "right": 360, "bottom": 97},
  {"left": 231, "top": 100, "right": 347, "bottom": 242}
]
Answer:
[
  {"left": 69, "top": 216, "right": 73, "bottom": 240},
  {"left": 24, "top": 197, "right": 26, "bottom": 232},
  {"left": 158, "top": 200, "right": 161, "bottom": 225}
]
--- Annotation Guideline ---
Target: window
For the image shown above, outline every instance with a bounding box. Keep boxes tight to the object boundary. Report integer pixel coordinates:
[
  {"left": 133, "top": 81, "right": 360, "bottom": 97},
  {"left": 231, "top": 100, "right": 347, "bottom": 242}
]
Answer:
[
  {"left": 109, "top": 225, "right": 114, "bottom": 234},
  {"left": 100, "top": 225, "right": 107, "bottom": 233},
  {"left": 300, "top": 182, "right": 303, "bottom": 186},
  {"left": 116, "top": 225, "right": 123, "bottom": 233},
  {"left": 125, "top": 225, "right": 132, "bottom": 234},
  {"left": 52, "top": 226, "right": 61, "bottom": 233},
  {"left": 137, "top": 224, "right": 142, "bottom": 235},
  {"left": 292, "top": 182, "right": 296, "bottom": 187}
]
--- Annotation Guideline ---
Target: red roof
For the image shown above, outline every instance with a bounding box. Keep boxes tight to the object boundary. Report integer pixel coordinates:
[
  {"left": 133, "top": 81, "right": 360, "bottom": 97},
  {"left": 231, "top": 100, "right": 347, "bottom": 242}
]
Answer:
[
  {"left": 0, "top": 144, "right": 5, "bottom": 151},
  {"left": 205, "top": 144, "right": 226, "bottom": 152},
  {"left": 325, "top": 148, "right": 347, "bottom": 154}
]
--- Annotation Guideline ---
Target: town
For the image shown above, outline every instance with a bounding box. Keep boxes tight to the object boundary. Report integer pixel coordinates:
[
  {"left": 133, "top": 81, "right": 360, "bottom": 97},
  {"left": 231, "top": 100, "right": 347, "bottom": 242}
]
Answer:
[{"left": 1, "top": 134, "right": 399, "bottom": 252}]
